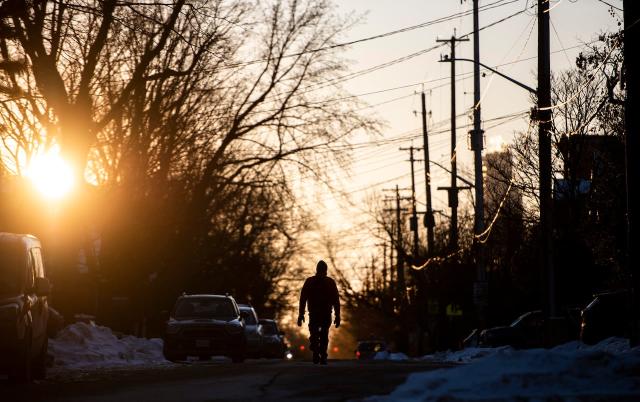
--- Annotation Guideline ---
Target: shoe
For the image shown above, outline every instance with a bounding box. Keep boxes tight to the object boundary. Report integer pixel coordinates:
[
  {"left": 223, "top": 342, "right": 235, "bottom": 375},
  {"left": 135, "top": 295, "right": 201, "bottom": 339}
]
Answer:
[
  {"left": 313, "top": 352, "right": 320, "bottom": 364},
  {"left": 320, "top": 355, "right": 327, "bottom": 365}
]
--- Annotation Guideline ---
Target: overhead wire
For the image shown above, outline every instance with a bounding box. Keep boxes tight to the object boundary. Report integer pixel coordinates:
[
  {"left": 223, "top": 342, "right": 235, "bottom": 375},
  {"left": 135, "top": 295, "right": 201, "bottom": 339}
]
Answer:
[{"left": 214, "top": 0, "right": 523, "bottom": 71}]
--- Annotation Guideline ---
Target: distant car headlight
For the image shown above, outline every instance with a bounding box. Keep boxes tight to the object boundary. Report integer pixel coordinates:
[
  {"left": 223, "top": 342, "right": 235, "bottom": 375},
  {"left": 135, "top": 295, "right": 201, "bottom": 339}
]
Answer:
[{"left": 286, "top": 351, "right": 293, "bottom": 360}]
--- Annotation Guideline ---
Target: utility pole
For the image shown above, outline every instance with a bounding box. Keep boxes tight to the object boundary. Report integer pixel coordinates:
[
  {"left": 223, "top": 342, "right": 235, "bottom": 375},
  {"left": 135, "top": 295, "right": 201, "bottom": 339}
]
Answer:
[
  {"left": 438, "top": 35, "right": 469, "bottom": 251},
  {"left": 537, "top": 0, "right": 555, "bottom": 317},
  {"left": 400, "top": 146, "right": 422, "bottom": 259},
  {"left": 384, "top": 186, "right": 410, "bottom": 303},
  {"left": 395, "top": 185, "right": 406, "bottom": 301},
  {"left": 471, "top": 0, "right": 488, "bottom": 325},
  {"left": 421, "top": 92, "right": 436, "bottom": 255},
  {"left": 382, "top": 241, "right": 388, "bottom": 290},
  {"left": 623, "top": 0, "right": 640, "bottom": 345}
]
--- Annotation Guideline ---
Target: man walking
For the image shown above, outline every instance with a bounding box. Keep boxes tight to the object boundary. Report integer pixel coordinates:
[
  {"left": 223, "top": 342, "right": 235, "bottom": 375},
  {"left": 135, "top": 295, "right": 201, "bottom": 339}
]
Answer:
[{"left": 298, "top": 260, "right": 340, "bottom": 365}]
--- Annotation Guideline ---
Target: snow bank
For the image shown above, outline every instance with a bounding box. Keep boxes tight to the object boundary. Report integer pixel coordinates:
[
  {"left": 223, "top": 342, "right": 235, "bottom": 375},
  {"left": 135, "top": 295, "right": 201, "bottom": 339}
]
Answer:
[
  {"left": 367, "top": 338, "right": 640, "bottom": 401},
  {"left": 420, "top": 345, "right": 512, "bottom": 363},
  {"left": 374, "top": 351, "right": 410, "bottom": 361},
  {"left": 49, "top": 322, "right": 168, "bottom": 369}
]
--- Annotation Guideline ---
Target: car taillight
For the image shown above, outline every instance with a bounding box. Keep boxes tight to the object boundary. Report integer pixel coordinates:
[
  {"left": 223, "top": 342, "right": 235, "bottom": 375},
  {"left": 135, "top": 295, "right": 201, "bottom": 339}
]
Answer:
[{"left": 356, "top": 351, "right": 361, "bottom": 359}]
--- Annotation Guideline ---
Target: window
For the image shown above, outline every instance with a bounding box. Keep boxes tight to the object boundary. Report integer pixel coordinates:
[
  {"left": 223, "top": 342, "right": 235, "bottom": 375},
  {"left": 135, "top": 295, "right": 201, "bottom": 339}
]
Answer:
[
  {"left": 0, "top": 240, "right": 26, "bottom": 296},
  {"left": 30, "top": 248, "right": 45, "bottom": 278},
  {"left": 241, "top": 310, "right": 257, "bottom": 325},
  {"left": 261, "top": 322, "right": 278, "bottom": 335},
  {"left": 173, "top": 298, "right": 237, "bottom": 319},
  {"left": 26, "top": 251, "right": 36, "bottom": 290}
]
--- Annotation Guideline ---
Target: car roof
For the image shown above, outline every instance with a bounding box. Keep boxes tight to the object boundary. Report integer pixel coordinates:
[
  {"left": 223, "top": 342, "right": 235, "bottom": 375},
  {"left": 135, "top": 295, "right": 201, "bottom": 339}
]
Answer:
[
  {"left": 593, "top": 289, "right": 629, "bottom": 298},
  {"left": 0, "top": 233, "right": 41, "bottom": 248},
  {"left": 179, "top": 294, "right": 233, "bottom": 300}
]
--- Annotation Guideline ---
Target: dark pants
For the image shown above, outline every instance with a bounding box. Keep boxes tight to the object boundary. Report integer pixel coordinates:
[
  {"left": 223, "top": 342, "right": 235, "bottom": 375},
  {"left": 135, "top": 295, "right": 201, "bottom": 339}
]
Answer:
[{"left": 308, "top": 314, "right": 331, "bottom": 357}]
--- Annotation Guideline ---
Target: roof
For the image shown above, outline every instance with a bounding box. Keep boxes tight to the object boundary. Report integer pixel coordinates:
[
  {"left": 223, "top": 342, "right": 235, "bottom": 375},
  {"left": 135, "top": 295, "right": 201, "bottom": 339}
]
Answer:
[
  {"left": 179, "top": 294, "right": 232, "bottom": 300},
  {"left": 0, "top": 232, "right": 41, "bottom": 247}
]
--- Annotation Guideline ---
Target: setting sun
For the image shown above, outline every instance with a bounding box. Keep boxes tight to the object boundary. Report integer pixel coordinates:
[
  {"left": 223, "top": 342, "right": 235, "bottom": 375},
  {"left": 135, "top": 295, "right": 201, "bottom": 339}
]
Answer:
[{"left": 26, "top": 150, "right": 75, "bottom": 200}]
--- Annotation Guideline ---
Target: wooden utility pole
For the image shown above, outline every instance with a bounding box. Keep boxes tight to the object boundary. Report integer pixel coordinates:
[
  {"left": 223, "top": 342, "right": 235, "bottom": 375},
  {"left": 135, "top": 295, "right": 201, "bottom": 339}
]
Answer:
[
  {"left": 384, "top": 186, "right": 410, "bottom": 302},
  {"left": 537, "top": 0, "right": 555, "bottom": 317},
  {"left": 400, "top": 146, "right": 422, "bottom": 259},
  {"left": 470, "top": 0, "right": 488, "bottom": 321},
  {"left": 438, "top": 35, "right": 469, "bottom": 251},
  {"left": 395, "top": 185, "right": 406, "bottom": 300},
  {"left": 623, "top": 0, "right": 640, "bottom": 345},
  {"left": 471, "top": 0, "right": 488, "bottom": 325},
  {"left": 421, "top": 92, "right": 436, "bottom": 255}
]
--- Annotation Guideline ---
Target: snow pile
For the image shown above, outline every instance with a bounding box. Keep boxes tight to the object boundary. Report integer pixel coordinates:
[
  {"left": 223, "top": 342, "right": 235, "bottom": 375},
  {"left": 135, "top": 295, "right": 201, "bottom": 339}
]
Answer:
[
  {"left": 49, "top": 322, "right": 168, "bottom": 369},
  {"left": 420, "top": 345, "right": 512, "bottom": 363},
  {"left": 367, "top": 338, "right": 640, "bottom": 401},
  {"left": 374, "top": 351, "right": 410, "bottom": 361}
]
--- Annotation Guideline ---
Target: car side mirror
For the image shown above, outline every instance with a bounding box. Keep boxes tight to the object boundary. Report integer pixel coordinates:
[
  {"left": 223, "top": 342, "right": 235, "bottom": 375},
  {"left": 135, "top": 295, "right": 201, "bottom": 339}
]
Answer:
[{"left": 34, "top": 277, "right": 51, "bottom": 297}]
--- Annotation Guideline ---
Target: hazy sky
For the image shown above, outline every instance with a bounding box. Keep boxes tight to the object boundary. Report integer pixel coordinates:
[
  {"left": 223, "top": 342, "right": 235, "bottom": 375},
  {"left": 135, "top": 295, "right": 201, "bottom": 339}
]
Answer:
[{"left": 302, "top": 0, "right": 621, "bottom": 266}]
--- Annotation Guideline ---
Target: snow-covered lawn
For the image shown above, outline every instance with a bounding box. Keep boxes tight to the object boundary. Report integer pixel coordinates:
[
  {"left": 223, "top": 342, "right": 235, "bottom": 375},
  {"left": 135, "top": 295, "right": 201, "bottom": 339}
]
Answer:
[
  {"left": 49, "top": 322, "right": 168, "bottom": 369},
  {"left": 367, "top": 338, "right": 640, "bottom": 401}
]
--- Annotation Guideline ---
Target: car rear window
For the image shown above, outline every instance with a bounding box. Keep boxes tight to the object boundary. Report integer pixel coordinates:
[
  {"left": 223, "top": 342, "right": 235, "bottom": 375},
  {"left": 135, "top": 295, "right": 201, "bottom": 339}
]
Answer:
[
  {"left": 173, "top": 298, "right": 236, "bottom": 320},
  {"left": 0, "top": 239, "right": 26, "bottom": 296},
  {"left": 241, "top": 309, "right": 257, "bottom": 325},
  {"left": 261, "top": 321, "right": 278, "bottom": 335}
]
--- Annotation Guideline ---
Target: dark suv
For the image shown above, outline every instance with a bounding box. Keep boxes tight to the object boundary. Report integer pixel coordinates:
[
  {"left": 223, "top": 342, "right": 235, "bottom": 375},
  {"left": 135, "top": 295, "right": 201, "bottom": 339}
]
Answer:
[
  {"left": 0, "top": 233, "right": 51, "bottom": 382},
  {"left": 162, "top": 294, "right": 246, "bottom": 363}
]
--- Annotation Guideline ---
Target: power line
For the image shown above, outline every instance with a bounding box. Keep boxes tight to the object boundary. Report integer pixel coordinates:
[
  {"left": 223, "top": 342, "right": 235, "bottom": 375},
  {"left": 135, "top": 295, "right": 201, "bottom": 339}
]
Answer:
[
  {"left": 595, "top": 0, "right": 623, "bottom": 12},
  {"left": 215, "top": 0, "right": 523, "bottom": 71}
]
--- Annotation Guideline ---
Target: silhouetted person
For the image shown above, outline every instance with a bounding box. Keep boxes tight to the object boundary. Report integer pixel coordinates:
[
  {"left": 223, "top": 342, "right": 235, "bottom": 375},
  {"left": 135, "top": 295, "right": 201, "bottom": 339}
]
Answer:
[{"left": 298, "top": 260, "right": 340, "bottom": 365}]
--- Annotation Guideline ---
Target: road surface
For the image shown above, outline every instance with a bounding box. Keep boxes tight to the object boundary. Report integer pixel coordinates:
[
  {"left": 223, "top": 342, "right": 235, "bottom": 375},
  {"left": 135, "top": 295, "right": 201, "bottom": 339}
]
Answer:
[{"left": 1, "top": 359, "right": 455, "bottom": 402}]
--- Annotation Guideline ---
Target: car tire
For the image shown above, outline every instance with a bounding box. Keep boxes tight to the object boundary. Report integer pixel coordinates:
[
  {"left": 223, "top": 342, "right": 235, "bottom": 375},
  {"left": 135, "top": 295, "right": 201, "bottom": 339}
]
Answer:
[
  {"left": 9, "top": 332, "right": 32, "bottom": 383},
  {"left": 32, "top": 337, "right": 48, "bottom": 380}
]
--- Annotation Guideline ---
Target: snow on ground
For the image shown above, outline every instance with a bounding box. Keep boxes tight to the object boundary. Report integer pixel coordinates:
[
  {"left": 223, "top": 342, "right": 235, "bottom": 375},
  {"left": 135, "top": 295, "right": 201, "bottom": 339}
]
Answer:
[
  {"left": 373, "top": 351, "right": 410, "bottom": 361},
  {"left": 419, "top": 345, "right": 513, "bottom": 364},
  {"left": 49, "top": 322, "right": 168, "bottom": 369},
  {"left": 367, "top": 338, "right": 640, "bottom": 401}
]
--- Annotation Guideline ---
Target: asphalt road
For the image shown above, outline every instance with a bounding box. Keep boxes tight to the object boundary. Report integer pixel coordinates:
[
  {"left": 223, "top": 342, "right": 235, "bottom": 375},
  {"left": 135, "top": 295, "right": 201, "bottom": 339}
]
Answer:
[{"left": 0, "top": 359, "right": 454, "bottom": 402}]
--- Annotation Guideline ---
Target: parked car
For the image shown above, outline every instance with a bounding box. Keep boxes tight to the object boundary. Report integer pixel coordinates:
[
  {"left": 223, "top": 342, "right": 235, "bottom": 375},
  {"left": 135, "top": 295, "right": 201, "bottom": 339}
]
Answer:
[
  {"left": 479, "top": 310, "right": 544, "bottom": 349},
  {"left": 238, "top": 304, "right": 263, "bottom": 358},
  {"left": 355, "top": 340, "right": 387, "bottom": 360},
  {"left": 162, "top": 294, "right": 246, "bottom": 363},
  {"left": 259, "top": 319, "right": 286, "bottom": 358},
  {"left": 462, "top": 328, "right": 480, "bottom": 348},
  {"left": 580, "top": 290, "right": 630, "bottom": 345},
  {"left": 0, "top": 233, "right": 51, "bottom": 382}
]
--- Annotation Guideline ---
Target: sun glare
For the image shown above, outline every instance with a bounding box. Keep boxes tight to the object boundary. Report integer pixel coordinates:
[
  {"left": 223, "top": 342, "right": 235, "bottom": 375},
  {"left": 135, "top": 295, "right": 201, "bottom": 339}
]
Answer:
[{"left": 26, "top": 150, "right": 75, "bottom": 200}]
